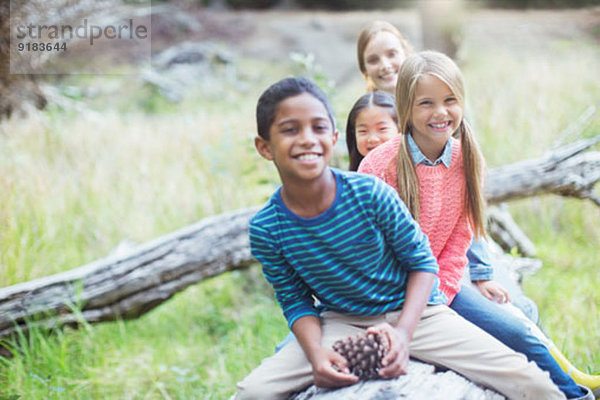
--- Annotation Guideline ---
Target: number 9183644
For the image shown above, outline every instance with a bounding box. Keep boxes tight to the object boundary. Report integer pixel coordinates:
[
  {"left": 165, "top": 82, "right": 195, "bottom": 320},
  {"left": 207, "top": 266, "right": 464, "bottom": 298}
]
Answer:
[{"left": 17, "top": 42, "right": 67, "bottom": 52}]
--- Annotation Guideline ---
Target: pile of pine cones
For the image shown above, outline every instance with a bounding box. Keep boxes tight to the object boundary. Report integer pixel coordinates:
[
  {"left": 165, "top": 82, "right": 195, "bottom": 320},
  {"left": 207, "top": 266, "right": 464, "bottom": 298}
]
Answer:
[{"left": 332, "top": 332, "right": 388, "bottom": 380}]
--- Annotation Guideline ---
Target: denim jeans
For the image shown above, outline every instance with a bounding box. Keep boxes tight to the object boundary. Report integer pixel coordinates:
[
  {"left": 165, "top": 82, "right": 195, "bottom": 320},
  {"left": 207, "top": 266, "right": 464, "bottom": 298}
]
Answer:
[{"left": 451, "top": 285, "right": 583, "bottom": 399}]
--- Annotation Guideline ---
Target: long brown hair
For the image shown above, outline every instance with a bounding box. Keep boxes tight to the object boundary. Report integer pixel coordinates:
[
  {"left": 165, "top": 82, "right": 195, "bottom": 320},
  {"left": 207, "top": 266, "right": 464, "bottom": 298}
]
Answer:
[
  {"left": 394, "top": 51, "right": 486, "bottom": 237},
  {"left": 356, "top": 21, "right": 414, "bottom": 92}
]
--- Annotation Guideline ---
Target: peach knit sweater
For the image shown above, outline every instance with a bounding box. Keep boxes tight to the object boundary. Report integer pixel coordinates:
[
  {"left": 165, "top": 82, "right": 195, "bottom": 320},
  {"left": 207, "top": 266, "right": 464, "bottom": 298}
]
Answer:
[{"left": 358, "top": 135, "right": 471, "bottom": 303}]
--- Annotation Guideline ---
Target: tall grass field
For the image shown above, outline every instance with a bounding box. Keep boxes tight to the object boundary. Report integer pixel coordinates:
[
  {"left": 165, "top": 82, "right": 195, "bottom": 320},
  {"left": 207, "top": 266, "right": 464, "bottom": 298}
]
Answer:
[{"left": 1, "top": 8, "right": 599, "bottom": 399}]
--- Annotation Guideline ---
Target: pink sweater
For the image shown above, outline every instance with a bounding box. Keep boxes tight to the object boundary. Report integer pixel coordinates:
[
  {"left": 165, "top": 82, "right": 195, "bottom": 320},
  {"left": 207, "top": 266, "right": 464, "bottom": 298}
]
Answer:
[{"left": 358, "top": 135, "right": 471, "bottom": 303}]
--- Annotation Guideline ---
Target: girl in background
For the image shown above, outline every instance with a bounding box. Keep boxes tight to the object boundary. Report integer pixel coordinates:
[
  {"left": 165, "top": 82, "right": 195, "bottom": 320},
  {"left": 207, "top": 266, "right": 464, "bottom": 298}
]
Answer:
[
  {"left": 345, "top": 90, "right": 398, "bottom": 171},
  {"left": 356, "top": 20, "right": 413, "bottom": 94},
  {"left": 358, "top": 50, "right": 593, "bottom": 400}
]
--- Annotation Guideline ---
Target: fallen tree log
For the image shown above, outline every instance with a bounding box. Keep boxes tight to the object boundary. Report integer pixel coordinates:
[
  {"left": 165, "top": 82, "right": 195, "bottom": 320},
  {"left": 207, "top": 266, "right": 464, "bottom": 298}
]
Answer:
[
  {"left": 290, "top": 359, "right": 504, "bottom": 400},
  {"left": 0, "top": 137, "right": 598, "bottom": 341},
  {"left": 0, "top": 207, "right": 258, "bottom": 339},
  {"left": 485, "top": 135, "right": 600, "bottom": 206},
  {"left": 487, "top": 204, "right": 537, "bottom": 257},
  {"left": 484, "top": 134, "right": 599, "bottom": 254}
]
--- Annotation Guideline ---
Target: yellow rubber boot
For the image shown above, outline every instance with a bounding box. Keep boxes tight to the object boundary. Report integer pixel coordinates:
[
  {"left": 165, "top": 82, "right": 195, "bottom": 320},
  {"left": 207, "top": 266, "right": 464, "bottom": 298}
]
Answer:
[{"left": 549, "top": 344, "right": 600, "bottom": 397}]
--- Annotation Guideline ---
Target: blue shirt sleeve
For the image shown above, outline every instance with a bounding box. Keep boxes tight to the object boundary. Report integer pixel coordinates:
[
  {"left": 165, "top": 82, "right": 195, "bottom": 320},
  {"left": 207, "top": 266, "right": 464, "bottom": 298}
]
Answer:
[
  {"left": 249, "top": 221, "right": 318, "bottom": 329},
  {"left": 467, "top": 236, "right": 494, "bottom": 281}
]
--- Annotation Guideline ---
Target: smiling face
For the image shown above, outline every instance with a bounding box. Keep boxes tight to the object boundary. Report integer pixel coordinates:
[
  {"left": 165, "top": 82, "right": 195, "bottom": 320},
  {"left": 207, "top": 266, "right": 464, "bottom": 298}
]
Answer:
[
  {"left": 410, "top": 74, "right": 463, "bottom": 158},
  {"left": 255, "top": 92, "right": 338, "bottom": 185},
  {"left": 355, "top": 105, "right": 399, "bottom": 156},
  {"left": 363, "top": 31, "right": 406, "bottom": 94}
]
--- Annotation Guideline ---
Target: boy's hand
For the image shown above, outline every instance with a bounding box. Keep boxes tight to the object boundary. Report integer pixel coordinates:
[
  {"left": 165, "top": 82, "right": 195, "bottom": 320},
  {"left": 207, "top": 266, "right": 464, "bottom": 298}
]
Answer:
[
  {"left": 310, "top": 348, "right": 359, "bottom": 388},
  {"left": 367, "top": 323, "right": 410, "bottom": 379},
  {"left": 474, "top": 280, "right": 511, "bottom": 303}
]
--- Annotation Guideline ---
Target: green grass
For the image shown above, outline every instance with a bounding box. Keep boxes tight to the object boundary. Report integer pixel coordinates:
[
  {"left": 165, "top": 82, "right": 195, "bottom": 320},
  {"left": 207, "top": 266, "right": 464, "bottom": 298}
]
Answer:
[
  {"left": 1, "top": 10, "right": 599, "bottom": 399},
  {"left": 0, "top": 268, "right": 287, "bottom": 399},
  {"left": 516, "top": 196, "right": 600, "bottom": 373}
]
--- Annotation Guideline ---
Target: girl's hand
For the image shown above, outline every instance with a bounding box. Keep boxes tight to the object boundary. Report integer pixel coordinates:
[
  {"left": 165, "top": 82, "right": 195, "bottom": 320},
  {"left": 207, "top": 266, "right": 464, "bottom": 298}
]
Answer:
[
  {"left": 310, "top": 348, "right": 359, "bottom": 388},
  {"left": 367, "top": 323, "right": 410, "bottom": 379},
  {"left": 474, "top": 280, "right": 511, "bottom": 303}
]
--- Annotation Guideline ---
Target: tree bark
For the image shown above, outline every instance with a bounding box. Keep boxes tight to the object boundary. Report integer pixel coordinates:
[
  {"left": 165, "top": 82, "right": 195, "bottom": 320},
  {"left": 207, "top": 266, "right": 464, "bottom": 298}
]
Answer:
[
  {"left": 487, "top": 204, "right": 537, "bottom": 257},
  {"left": 0, "top": 2, "right": 47, "bottom": 118},
  {"left": 485, "top": 135, "right": 600, "bottom": 206},
  {"left": 290, "top": 359, "right": 504, "bottom": 400}
]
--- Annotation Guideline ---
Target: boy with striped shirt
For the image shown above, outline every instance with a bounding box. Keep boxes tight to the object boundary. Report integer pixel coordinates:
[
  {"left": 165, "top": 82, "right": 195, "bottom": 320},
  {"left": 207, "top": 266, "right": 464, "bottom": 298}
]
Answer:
[{"left": 234, "top": 77, "right": 563, "bottom": 400}]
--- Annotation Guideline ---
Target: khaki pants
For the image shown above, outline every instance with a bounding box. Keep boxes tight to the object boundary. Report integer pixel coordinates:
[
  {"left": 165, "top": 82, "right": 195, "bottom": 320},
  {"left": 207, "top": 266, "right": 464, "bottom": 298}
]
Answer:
[{"left": 235, "top": 305, "right": 564, "bottom": 400}]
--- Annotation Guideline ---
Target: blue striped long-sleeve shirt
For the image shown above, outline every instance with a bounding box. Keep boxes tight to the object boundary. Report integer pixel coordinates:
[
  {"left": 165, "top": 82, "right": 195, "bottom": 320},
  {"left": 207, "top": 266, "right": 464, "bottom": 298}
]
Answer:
[{"left": 249, "top": 168, "right": 446, "bottom": 328}]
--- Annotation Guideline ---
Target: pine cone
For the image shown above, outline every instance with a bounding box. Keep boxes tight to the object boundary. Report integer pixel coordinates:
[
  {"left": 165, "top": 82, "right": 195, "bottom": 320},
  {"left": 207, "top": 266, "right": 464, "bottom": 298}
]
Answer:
[{"left": 331, "top": 332, "right": 388, "bottom": 380}]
